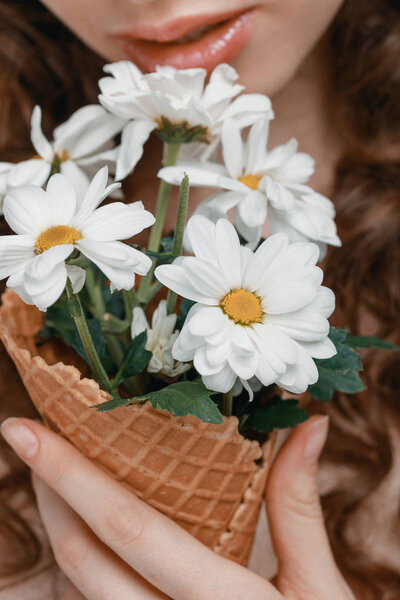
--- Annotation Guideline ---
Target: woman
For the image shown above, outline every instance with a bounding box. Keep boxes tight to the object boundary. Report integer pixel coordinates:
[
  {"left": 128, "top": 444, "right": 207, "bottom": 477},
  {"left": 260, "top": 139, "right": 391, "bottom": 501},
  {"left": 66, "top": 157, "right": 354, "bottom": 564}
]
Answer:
[{"left": 0, "top": 0, "right": 399, "bottom": 598}]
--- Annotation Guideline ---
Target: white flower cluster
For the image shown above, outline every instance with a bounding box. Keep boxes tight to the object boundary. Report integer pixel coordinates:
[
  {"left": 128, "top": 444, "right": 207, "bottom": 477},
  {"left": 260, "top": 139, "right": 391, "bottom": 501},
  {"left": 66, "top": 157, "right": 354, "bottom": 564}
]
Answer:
[
  {"left": 0, "top": 60, "right": 339, "bottom": 398},
  {"left": 131, "top": 300, "right": 190, "bottom": 379},
  {"left": 159, "top": 117, "right": 341, "bottom": 259}
]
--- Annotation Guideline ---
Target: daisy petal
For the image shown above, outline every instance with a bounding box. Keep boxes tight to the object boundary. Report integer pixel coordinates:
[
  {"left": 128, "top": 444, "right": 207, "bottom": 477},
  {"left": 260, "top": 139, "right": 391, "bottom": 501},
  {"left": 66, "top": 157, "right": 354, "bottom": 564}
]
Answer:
[
  {"left": 242, "top": 233, "right": 288, "bottom": 291},
  {"left": 7, "top": 159, "right": 50, "bottom": 189},
  {"left": 158, "top": 163, "right": 227, "bottom": 188},
  {"left": 237, "top": 191, "right": 267, "bottom": 228},
  {"left": 72, "top": 166, "right": 114, "bottom": 223},
  {"left": 80, "top": 202, "right": 154, "bottom": 241},
  {"left": 116, "top": 120, "right": 156, "bottom": 180},
  {"left": 194, "top": 345, "right": 224, "bottom": 376},
  {"left": 245, "top": 119, "right": 270, "bottom": 174},
  {"left": 53, "top": 105, "right": 124, "bottom": 159},
  {"left": 45, "top": 173, "right": 78, "bottom": 225},
  {"left": 4, "top": 186, "right": 53, "bottom": 236},
  {"left": 24, "top": 245, "right": 72, "bottom": 310},
  {"left": 299, "top": 337, "right": 337, "bottom": 359},
  {"left": 186, "top": 215, "right": 218, "bottom": 264},
  {"left": 215, "top": 219, "right": 242, "bottom": 288},
  {"left": 30, "top": 106, "right": 54, "bottom": 162},
  {"left": 267, "top": 309, "right": 329, "bottom": 341},
  {"left": 264, "top": 280, "right": 318, "bottom": 314},
  {"left": 228, "top": 350, "right": 258, "bottom": 380},
  {"left": 77, "top": 238, "right": 151, "bottom": 291},
  {"left": 66, "top": 265, "right": 86, "bottom": 294},
  {"left": 202, "top": 363, "right": 237, "bottom": 393},
  {"left": 60, "top": 161, "right": 90, "bottom": 199},
  {"left": 188, "top": 306, "right": 227, "bottom": 336},
  {"left": 131, "top": 307, "right": 149, "bottom": 338},
  {"left": 0, "top": 235, "right": 35, "bottom": 279},
  {"left": 155, "top": 263, "right": 217, "bottom": 305},
  {"left": 221, "top": 119, "right": 243, "bottom": 180},
  {"left": 222, "top": 94, "right": 273, "bottom": 128}
]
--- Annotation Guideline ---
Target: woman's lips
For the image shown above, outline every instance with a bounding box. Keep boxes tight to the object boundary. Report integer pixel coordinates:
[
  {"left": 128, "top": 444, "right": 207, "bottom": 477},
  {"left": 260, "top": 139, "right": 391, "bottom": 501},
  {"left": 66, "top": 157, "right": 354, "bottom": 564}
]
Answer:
[{"left": 113, "top": 10, "right": 255, "bottom": 73}]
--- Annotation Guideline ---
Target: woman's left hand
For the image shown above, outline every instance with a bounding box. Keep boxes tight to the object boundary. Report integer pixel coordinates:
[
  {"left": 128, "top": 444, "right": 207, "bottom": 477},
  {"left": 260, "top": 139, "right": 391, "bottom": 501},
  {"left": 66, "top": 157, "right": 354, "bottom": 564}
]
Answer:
[{"left": 1, "top": 416, "right": 354, "bottom": 600}]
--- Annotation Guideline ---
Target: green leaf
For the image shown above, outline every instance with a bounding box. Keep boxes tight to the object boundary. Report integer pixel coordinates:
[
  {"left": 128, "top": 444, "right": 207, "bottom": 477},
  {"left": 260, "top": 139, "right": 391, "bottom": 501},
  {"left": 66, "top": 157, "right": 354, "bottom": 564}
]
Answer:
[
  {"left": 95, "top": 393, "right": 140, "bottom": 412},
  {"left": 319, "top": 328, "right": 362, "bottom": 373},
  {"left": 308, "top": 327, "right": 365, "bottom": 402},
  {"left": 42, "top": 304, "right": 76, "bottom": 345},
  {"left": 346, "top": 334, "right": 400, "bottom": 352},
  {"left": 142, "top": 249, "right": 177, "bottom": 265},
  {"left": 114, "top": 331, "right": 152, "bottom": 384},
  {"left": 140, "top": 381, "right": 222, "bottom": 424},
  {"left": 176, "top": 298, "right": 195, "bottom": 329},
  {"left": 309, "top": 369, "right": 365, "bottom": 402},
  {"left": 243, "top": 397, "right": 309, "bottom": 432},
  {"left": 73, "top": 319, "right": 106, "bottom": 364}
]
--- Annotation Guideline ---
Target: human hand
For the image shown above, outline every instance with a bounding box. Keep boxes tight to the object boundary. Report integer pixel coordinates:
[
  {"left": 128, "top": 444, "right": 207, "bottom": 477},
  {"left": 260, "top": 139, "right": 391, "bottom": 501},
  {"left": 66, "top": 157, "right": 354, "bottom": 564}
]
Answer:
[{"left": 1, "top": 415, "right": 355, "bottom": 600}]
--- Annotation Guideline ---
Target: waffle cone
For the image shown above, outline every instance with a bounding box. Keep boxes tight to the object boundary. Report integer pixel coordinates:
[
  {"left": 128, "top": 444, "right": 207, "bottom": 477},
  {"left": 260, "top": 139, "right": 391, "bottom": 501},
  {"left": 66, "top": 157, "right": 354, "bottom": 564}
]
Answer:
[{"left": 0, "top": 290, "right": 275, "bottom": 566}]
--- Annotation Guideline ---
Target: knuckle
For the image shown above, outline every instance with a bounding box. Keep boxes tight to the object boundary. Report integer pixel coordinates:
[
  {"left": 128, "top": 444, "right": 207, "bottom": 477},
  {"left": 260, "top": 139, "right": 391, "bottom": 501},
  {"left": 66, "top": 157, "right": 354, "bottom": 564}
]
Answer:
[
  {"left": 100, "top": 501, "right": 146, "bottom": 549},
  {"left": 52, "top": 531, "right": 89, "bottom": 577},
  {"left": 283, "top": 480, "right": 323, "bottom": 521},
  {"left": 268, "top": 477, "right": 323, "bottom": 521}
]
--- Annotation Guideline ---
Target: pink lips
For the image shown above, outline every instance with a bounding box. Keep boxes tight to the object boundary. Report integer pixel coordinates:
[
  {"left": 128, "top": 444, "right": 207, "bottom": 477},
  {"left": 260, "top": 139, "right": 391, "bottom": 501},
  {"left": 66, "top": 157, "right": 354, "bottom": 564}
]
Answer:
[{"left": 113, "top": 9, "right": 255, "bottom": 73}]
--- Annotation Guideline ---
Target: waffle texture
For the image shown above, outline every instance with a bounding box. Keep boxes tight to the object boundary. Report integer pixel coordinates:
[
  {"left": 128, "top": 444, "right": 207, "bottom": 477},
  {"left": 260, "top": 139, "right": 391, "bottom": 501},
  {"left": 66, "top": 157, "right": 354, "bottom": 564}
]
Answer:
[{"left": 0, "top": 290, "right": 274, "bottom": 565}]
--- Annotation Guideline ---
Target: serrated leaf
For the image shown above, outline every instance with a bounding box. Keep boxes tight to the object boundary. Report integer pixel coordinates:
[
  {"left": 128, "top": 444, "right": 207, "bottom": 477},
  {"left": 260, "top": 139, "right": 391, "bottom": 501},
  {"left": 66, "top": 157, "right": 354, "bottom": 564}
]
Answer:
[
  {"left": 95, "top": 393, "right": 138, "bottom": 412},
  {"left": 73, "top": 318, "right": 106, "bottom": 364},
  {"left": 346, "top": 334, "right": 400, "bottom": 352},
  {"left": 309, "top": 368, "right": 365, "bottom": 402},
  {"left": 139, "top": 381, "right": 222, "bottom": 424},
  {"left": 115, "top": 331, "right": 152, "bottom": 384},
  {"left": 243, "top": 397, "right": 308, "bottom": 432},
  {"left": 324, "top": 328, "right": 362, "bottom": 372},
  {"left": 309, "top": 327, "right": 366, "bottom": 402}
]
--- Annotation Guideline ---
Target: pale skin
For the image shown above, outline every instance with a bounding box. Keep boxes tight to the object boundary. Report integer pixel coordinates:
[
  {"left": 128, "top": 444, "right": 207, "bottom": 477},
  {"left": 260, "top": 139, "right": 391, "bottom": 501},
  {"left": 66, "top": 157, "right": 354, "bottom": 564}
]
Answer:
[
  {"left": 1, "top": 416, "right": 356, "bottom": 599},
  {"left": 2, "top": 0, "right": 353, "bottom": 597}
]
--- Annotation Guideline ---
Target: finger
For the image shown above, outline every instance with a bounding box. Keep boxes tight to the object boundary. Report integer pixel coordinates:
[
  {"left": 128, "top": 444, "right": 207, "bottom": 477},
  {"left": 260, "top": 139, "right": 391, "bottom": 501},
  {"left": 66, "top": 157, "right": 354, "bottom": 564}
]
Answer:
[
  {"left": 266, "top": 416, "right": 355, "bottom": 600},
  {"left": 32, "top": 473, "right": 167, "bottom": 600},
  {"left": 1, "top": 418, "right": 280, "bottom": 600}
]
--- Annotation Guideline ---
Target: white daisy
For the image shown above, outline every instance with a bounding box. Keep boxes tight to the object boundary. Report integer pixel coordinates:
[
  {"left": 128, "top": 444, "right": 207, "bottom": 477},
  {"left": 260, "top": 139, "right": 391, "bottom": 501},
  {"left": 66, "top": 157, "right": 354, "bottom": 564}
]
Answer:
[
  {"left": 0, "top": 167, "right": 154, "bottom": 311},
  {"left": 131, "top": 300, "right": 191, "bottom": 379},
  {"left": 155, "top": 216, "right": 336, "bottom": 395},
  {"left": 5, "top": 105, "right": 124, "bottom": 199},
  {"left": 98, "top": 61, "right": 273, "bottom": 180},
  {"left": 159, "top": 118, "right": 341, "bottom": 258}
]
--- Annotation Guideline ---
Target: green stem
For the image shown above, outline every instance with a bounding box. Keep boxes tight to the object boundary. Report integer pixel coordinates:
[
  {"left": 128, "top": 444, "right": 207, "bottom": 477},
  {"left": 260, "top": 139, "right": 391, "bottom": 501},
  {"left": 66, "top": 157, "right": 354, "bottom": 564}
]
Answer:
[
  {"left": 166, "top": 174, "right": 189, "bottom": 314},
  {"left": 66, "top": 281, "right": 112, "bottom": 393},
  {"left": 138, "top": 142, "right": 181, "bottom": 304},
  {"left": 147, "top": 142, "right": 181, "bottom": 252},
  {"left": 222, "top": 388, "right": 234, "bottom": 417},
  {"left": 84, "top": 269, "right": 124, "bottom": 367},
  {"left": 123, "top": 288, "right": 139, "bottom": 320}
]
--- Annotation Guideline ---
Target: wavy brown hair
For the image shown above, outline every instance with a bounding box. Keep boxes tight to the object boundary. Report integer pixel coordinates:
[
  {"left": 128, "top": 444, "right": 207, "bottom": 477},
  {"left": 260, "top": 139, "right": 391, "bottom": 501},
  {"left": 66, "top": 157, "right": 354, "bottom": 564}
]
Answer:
[{"left": 0, "top": 0, "right": 399, "bottom": 598}]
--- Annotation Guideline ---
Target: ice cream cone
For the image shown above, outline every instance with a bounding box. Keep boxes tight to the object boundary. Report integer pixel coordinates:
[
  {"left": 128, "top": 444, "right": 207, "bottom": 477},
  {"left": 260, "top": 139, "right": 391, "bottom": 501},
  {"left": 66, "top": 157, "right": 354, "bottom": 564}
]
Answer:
[{"left": 0, "top": 289, "right": 275, "bottom": 566}]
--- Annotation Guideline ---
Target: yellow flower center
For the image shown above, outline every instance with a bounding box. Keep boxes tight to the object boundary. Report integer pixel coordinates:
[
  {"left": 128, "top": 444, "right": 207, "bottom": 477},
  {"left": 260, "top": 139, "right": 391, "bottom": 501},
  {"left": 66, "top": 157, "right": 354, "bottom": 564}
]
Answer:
[
  {"left": 238, "top": 174, "right": 262, "bottom": 190},
  {"left": 220, "top": 289, "right": 263, "bottom": 326},
  {"left": 35, "top": 225, "right": 82, "bottom": 253},
  {"left": 32, "top": 150, "right": 69, "bottom": 162},
  {"left": 58, "top": 149, "right": 69, "bottom": 162}
]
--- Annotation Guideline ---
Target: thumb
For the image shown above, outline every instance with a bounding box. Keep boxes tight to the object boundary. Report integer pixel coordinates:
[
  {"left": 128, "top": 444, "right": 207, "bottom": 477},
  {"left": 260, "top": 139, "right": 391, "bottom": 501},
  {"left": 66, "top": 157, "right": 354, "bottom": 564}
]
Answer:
[{"left": 266, "top": 416, "right": 354, "bottom": 600}]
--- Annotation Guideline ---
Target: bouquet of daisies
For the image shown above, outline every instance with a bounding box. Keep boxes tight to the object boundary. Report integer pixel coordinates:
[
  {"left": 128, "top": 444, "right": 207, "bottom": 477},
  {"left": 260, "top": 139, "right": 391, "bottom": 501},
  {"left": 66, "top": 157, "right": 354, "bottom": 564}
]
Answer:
[{"left": 0, "top": 62, "right": 396, "bottom": 564}]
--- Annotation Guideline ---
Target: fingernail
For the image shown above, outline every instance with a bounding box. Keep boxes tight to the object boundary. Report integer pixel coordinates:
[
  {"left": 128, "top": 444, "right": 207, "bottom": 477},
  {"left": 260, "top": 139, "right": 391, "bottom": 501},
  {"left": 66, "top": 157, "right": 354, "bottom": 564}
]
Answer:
[
  {"left": 304, "top": 416, "right": 329, "bottom": 466},
  {"left": 1, "top": 418, "right": 39, "bottom": 460}
]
